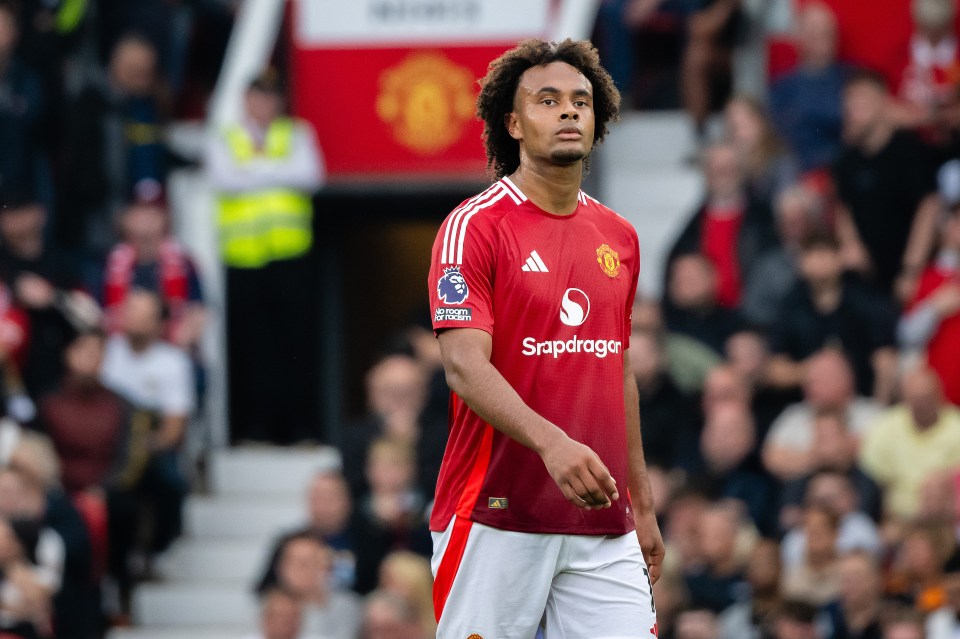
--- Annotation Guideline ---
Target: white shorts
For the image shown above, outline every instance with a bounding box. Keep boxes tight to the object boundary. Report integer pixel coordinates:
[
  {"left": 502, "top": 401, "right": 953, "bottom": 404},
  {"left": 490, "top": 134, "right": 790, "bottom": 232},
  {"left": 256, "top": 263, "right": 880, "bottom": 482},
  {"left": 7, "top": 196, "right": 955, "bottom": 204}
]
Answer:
[{"left": 431, "top": 516, "right": 657, "bottom": 639}]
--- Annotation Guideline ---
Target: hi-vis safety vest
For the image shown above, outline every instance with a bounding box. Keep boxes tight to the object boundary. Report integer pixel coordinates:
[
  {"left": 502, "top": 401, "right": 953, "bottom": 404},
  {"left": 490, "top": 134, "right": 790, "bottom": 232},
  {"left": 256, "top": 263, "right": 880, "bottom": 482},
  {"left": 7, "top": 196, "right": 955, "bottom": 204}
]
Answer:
[{"left": 218, "top": 118, "right": 313, "bottom": 268}]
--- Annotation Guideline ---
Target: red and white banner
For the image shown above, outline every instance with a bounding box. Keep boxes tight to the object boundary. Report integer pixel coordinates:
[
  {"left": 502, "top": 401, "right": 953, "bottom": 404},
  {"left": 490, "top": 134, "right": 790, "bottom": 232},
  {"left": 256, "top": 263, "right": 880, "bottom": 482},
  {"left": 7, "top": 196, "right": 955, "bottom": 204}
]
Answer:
[{"left": 290, "top": 0, "right": 560, "bottom": 181}]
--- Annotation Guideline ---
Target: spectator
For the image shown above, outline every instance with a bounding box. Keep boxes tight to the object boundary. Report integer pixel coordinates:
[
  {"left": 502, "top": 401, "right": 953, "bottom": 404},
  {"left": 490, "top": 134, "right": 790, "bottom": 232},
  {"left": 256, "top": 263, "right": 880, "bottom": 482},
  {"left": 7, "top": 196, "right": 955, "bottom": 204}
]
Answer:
[
  {"left": 768, "top": 2, "right": 846, "bottom": 171},
  {"left": 259, "top": 469, "right": 367, "bottom": 594},
  {"left": 664, "top": 254, "right": 744, "bottom": 356},
  {"left": 630, "top": 328, "right": 699, "bottom": 470},
  {"left": 683, "top": 502, "right": 750, "bottom": 613},
  {"left": 632, "top": 297, "right": 721, "bottom": 395},
  {"left": 819, "top": 551, "right": 883, "bottom": 639},
  {"left": 303, "top": 470, "right": 358, "bottom": 591},
  {"left": 0, "top": 188, "right": 99, "bottom": 400},
  {"left": 61, "top": 32, "right": 168, "bottom": 252},
  {"left": 896, "top": 0, "right": 960, "bottom": 140},
  {"left": 724, "top": 330, "right": 795, "bottom": 438},
  {"left": 263, "top": 534, "right": 361, "bottom": 639},
  {"left": 696, "top": 401, "right": 778, "bottom": 534},
  {"left": 205, "top": 67, "right": 324, "bottom": 445},
  {"left": 675, "top": 608, "right": 721, "bottom": 639},
  {"left": 361, "top": 590, "right": 425, "bottom": 639},
  {"left": 723, "top": 95, "right": 799, "bottom": 206},
  {"left": 377, "top": 552, "right": 435, "bottom": 639},
  {"left": 859, "top": 366, "right": 960, "bottom": 520},
  {"left": 718, "top": 538, "right": 782, "bottom": 639},
  {"left": 765, "top": 234, "right": 899, "bottom": 402},
  {"left": 6, "top": 432, "right": 97, "bottom": 639},
  {"left": 780, "top": 506, "right": 841, "bottom": 606},
  {"left": 667, "top": 143, "right": 776, "bottom": 310},
  {"left": 0, "top": 0, "right": 46, "bottom": 208},
  {"left": 763, "top": 349, "right": 884, "bottom": 481},
  {"left": 0, "top": 466, "right": 62, "bottom": 638},
  {"left": 927, "top": 557, "right": 960, "bottom": 639},
  {"left": 681, "top": 0, "right": 742, "bottom": 141},
  {"left": 781, "top": 471, "right": 881, "bottom": 567},
  {"left": 741, "top": 185, "right": 822, "bottom": 328},
  {"left": 881, "top": 606, "right": 927, "bottom": 639},
  {"left": 354, "top": 438, "right": 431, "bottom": 579},
  {"left": 342, "top": 354, "right": 440, "bottom": 500},
  {"left": 39, "top": 328, "right": 141, "bottom": 498},
  {"left": 0, "top": 516, "right": 51, "bottom": 638},
  {"left": 241, "top": 586, "right": 320, "bottom": 639},
  {"left": 898, "top": 196, "right": 960, "bottom": 404},
  {"left": 778, "top": 416, "right": 882, "bottom": 526},
  {"left": 768, "top": 600, "right": 819, "bottom": 639},
  {"left": 99, "top": 290, "right": 191, "bottom": 591},
  {"left": 665, "top": 487, "right": 712, "bottom": 573},
  {"left": 834, "top": 69, "right": 940, "bottom": 300},
  {"left": 102, "top": 200, "right": 206, "bottom": 352},
  {"left": 888, "top": 522, "right": 955, "bottom": 612},
  {"left": 38, "top": 327, "right": 141, "bottom": 622}
]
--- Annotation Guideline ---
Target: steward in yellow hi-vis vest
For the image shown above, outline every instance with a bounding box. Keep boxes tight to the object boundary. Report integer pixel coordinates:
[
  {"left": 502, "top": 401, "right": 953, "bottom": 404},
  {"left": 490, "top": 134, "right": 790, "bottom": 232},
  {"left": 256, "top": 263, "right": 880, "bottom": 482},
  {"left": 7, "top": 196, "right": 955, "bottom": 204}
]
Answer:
[
  {"left": 204, "top": 68, "right": 324, "bottom": 444},
  {"left": 218, "top": 118, "right": 314, "bottom": 267}
]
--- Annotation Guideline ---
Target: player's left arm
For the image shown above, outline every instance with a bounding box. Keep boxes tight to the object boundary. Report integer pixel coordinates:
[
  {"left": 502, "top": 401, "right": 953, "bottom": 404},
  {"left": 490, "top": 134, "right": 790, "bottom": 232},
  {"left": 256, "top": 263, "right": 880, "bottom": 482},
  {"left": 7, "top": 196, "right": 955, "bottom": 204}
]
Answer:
[{"left": 623, "top": 349, "right": 665, "bottom": 584}]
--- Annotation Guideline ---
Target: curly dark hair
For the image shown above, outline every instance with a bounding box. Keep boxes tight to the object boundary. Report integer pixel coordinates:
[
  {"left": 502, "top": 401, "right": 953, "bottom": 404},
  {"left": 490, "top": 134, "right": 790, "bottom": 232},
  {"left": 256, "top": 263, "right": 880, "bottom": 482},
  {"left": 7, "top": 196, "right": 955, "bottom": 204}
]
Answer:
[{"left": 476, "top": 38, "right": 621, "bottom": 178}]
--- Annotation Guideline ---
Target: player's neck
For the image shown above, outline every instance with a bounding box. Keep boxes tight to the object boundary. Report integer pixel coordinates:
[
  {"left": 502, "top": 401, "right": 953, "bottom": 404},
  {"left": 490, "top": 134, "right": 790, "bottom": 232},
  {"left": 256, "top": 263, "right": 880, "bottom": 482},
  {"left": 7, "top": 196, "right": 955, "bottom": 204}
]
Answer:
[{"left": 509, "top": 162, "right": 583, "bottom": 216}]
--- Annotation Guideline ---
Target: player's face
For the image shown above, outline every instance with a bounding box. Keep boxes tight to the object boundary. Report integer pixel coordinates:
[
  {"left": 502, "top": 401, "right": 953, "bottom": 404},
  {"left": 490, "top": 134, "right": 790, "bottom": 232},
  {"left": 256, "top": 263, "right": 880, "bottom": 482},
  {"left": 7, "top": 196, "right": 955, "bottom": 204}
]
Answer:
[{"left": 507, "top": 61, "right": 596, "bottom": 168}]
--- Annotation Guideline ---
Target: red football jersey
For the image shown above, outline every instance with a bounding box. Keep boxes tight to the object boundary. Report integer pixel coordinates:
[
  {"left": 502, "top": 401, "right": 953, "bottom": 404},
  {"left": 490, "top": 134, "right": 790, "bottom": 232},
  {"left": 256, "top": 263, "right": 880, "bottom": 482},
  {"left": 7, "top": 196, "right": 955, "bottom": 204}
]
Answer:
[{"left": 428, "top": 177, "right": 640, "bottom": 535}]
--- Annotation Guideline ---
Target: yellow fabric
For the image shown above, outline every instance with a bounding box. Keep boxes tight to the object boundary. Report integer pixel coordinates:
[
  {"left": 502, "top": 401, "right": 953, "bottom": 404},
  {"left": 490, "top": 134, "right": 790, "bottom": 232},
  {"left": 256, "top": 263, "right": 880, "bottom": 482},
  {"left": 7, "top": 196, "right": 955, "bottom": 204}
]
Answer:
[
  {"left": 56, "top": 0, "right": 87, "bottom": 34},
  {"left": 218, "top": 119, "right": 312, "bottom": 268},
  {"left": 858, "top": 405, "right": 960, "bottom": 519}
]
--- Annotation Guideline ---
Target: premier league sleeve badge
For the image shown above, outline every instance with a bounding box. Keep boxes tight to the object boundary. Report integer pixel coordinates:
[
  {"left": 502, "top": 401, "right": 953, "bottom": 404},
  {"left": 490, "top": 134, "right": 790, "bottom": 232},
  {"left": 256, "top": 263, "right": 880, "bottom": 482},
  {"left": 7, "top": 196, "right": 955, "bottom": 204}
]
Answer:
[{"left": 437, "top": 266, "right": 469, "bottom": 305}]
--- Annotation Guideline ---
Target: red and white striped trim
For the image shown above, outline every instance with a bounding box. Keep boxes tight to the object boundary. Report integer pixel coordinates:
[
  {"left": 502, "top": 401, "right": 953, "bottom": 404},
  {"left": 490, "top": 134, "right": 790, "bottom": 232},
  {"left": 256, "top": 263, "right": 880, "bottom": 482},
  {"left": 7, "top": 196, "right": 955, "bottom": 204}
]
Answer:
[
  {"left": 500, "top": 176, "right": 527, "bottom": 204},
  {"left": 440, "top": 183, "right": 504, "bottom": 265}
]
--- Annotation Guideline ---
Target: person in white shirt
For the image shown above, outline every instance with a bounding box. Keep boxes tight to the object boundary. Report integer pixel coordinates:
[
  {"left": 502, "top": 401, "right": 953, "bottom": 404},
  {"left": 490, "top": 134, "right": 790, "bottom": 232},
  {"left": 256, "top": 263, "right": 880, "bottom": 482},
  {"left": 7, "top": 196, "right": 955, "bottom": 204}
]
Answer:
[
  {"left": 762, "top": 349, "right": 883, "bottom": 481},
  {"left": 100, "top": 288, "right": 193, "bottom": 564}
]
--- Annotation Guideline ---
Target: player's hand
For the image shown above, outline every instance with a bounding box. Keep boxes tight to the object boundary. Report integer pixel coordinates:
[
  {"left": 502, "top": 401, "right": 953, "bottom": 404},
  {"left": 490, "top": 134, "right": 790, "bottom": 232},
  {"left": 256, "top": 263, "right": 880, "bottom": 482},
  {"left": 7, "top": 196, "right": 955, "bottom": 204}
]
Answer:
[
  {"left": 540, "top": 432, "right": 619, "bottom": 509},
  {"left": 635, "top": 509, "right": 665, "bottom": 585}
]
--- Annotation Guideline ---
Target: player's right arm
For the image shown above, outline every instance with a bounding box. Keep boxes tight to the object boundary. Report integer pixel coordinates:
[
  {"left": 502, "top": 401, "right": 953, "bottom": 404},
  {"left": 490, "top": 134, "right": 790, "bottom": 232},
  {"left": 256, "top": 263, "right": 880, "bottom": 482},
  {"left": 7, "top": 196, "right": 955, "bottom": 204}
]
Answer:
[{"left": 438, "top": 327, "right": 618, "bottom": 510}]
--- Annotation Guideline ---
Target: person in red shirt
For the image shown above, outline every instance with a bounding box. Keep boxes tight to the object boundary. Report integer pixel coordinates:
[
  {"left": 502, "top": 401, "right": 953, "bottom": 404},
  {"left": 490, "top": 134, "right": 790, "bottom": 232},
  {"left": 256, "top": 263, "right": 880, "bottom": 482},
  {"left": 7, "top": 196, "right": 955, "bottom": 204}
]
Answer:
[
  {"left": 427, "top": 39, "right": 663, "bottom": 638},
  {"left": 899, "top": 181, "right": 960, "bottom": 404},
  {"left": 665, "top": 143, "right": 777, "bottom": 310}
]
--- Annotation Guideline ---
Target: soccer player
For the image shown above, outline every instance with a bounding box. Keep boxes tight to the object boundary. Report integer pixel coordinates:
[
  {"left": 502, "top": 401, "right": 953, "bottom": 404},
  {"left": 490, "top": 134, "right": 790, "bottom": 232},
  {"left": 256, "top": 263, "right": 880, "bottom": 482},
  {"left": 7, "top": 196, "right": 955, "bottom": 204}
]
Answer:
[{"left": 428, "top": 39, "right": 664, "bottom": 638}]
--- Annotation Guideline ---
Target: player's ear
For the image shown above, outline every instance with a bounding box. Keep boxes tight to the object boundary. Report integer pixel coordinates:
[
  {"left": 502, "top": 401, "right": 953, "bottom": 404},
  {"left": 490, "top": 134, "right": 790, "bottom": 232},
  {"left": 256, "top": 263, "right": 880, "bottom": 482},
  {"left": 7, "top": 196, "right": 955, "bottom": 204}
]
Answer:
[{"left": 505, "top": 111, "right": 522, "bottom": 141}]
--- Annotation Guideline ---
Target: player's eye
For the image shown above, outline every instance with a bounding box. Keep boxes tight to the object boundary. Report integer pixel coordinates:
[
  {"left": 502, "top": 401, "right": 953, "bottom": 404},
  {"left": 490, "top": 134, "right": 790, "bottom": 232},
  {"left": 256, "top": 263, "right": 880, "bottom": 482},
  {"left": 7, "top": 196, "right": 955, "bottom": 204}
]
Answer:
[
  {"left": 542, "top": 99, "right": 557, "bottom": 106},
  {"left": 574, "top": 100, "right": 588, "bottom": 107}
]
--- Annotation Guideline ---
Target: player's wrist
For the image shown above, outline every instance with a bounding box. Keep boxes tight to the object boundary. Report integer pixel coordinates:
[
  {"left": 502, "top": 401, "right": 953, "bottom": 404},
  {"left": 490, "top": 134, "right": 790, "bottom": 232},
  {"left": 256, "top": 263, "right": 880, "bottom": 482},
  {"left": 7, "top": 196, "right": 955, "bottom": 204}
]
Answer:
[{"left": 532, "top": 422, "right": 567, "bottom": 457}]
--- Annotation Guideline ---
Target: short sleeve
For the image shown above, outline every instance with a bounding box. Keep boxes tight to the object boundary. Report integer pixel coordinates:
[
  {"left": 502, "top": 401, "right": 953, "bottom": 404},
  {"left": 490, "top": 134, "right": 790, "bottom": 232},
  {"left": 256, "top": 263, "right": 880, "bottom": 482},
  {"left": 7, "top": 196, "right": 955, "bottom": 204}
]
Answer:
[
  {"left": 428, "top": 206, "right": 496, "bottom": 335},
  {"left": 161, "top": 350, "right": 195, "bottom": 416}
]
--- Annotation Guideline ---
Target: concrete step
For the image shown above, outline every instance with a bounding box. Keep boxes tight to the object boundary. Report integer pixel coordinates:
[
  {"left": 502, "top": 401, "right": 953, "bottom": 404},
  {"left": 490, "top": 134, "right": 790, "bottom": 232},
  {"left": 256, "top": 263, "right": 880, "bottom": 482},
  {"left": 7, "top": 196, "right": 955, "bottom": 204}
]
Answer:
[
  {"left": 184, "top": 495, "right": 302, "bottom": 539},
  {"left": 604, "top": 111, "right": 698, "bottom": 168},
  {"left": 209, "top": 446, "right": 341, "bottom": 496},
  {"left": 108, "top": 627, "right": 246, "bottom": 639},
  {"left": 156, "top": 538, "right": 271, "bottom": 584},
  {"left": 132, "top": 584, "right": 257, "bottom": 627},
  {"left": 606, "top": 169, "right": 703, "bottom": 298}
]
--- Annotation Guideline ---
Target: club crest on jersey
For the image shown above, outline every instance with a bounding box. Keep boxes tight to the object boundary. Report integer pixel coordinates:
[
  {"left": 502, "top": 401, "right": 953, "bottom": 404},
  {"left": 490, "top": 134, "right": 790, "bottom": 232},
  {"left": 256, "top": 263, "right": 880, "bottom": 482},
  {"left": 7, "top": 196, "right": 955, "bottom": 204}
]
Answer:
[
  {"left": 437, "top": 266, "right": 469, "bottom": 305},
  {"left": 596, "top": 244, "right": 620, "bottom": 278}
]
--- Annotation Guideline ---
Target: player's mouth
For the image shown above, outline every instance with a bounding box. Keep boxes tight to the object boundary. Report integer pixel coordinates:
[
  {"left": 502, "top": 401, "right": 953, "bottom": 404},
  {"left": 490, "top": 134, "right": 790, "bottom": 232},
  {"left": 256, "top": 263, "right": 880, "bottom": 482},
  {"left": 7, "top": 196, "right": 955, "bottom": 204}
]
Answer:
[{"left": 556, "top": 126, "right": 583, "bottom": 140}]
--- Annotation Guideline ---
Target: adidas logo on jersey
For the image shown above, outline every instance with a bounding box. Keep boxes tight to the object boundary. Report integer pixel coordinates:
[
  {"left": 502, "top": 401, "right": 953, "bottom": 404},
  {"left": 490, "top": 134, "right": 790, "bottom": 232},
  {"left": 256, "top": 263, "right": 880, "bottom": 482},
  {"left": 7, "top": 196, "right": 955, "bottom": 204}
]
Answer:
[{"left": 521, "top": 250, "right": 549, "bottom": 272}]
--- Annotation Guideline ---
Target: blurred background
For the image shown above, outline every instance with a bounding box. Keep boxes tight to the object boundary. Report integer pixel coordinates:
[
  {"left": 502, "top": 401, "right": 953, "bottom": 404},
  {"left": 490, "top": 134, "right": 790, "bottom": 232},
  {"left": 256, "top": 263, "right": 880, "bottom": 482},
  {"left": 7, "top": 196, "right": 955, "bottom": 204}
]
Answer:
[{"left": 4, "top": 0, "right": 960, "bottom": 638}]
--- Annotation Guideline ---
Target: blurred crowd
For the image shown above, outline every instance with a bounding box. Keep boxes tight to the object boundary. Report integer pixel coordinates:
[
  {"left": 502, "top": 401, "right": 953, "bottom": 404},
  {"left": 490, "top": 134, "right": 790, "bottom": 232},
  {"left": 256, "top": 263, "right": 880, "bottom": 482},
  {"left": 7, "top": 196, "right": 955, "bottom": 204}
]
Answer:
[{"left": 0, "top": 0, "right": 237, "bottom": 637}]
